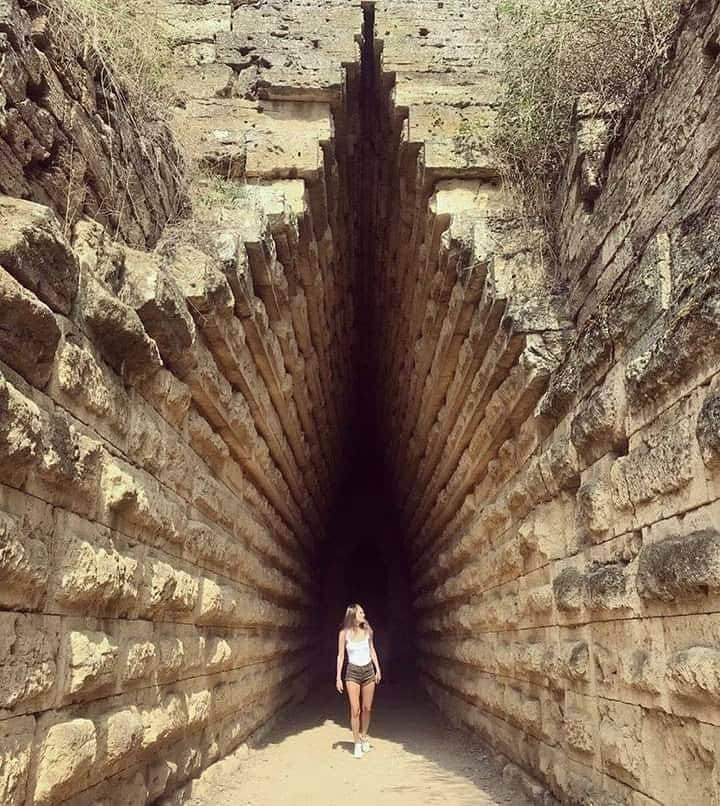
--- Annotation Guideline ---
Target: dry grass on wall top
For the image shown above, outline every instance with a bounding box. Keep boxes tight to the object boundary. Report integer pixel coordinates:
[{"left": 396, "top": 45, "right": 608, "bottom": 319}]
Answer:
[
  {"left": 490, "top": 0, "right": 681, "bottom": 235},
  {"left": 38, "top": 0, "right": 175, "bottom": 126}
]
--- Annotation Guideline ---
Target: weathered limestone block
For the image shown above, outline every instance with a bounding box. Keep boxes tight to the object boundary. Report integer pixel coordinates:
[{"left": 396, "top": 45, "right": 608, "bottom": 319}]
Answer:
[
  {"left": 158, "top": 0, "right": 230, "bottom": 47},
  {"left": 0, "top": 196, "right": 79, "bottom": 314},
  {"left": 517, "top": 497, "right": 569, "bottom": 564},
  {"left": 101, "top": 458, "right": 183, "bottom": 547},
  {"left": 666, "top": 646, "right": 720, "bottom": 701},
  {"left": 51, "top": 515, "right": 140, "bottom": 615},
  {"left": 598, "top": 701, "right": 643, "bottom": 785},
  {"left": 553, "top": 567, "right": 585, "bottom": 613},
  {"left": 119, "top": 249, "right": 198, "bottom": 375},
  {"left": 558, "top": 639, "right": 590, "bottom": 683},
  {"left": 637, "top": 529, "right": 720, "bottom": 602},
  {"left": 0, "top": 266, "right": 60, "bottom": 387},
  {"left": 538, "top": 435, "right": 580, "bottom": 498},
  {"left": 60, "top": 629, "right": 119, "bottom": 701},
  {"left": 142, "top": 558, "right": 199, "bottom": 617},
  {"left": 697, "top": 379, "right": 720, "bottom": 469},
  {"left": 0, "top": 372, "right": 43, "bottom": 487},
  {"left": 563, "top": 701, "right": 596, "bottom": 756},
  {"left": 54, "top": 332, "right": 131, "bottom": 440},
  {"left": 575, "top": 477, "right": 614, "bottom": 546},
  {"left": 626, "top": 278, "right": 720, "bottom": 409},
  {"left": 80, "top": 272, "right": 162, "bottom": 382},
  {"left": 0, "top": 612, "right": 58, "bottom": 714},
  {"left": 28, "top": 410, "right": 105, "bottom": 519},
  {"left": 97, "top": 706, "right": 144, "bottom": 767},
  {"left": 570, "top": 368, "right": 626, "bottom": 467},
  {"left": 0, "top": 716, "right": 34, "bottom": 806},
  {"left": 641, "top": 710, "right": 718, "bottom": 805},
  {"left": 583, "top": 562, "right": 630, "bottom": 612},
  {"left": 122, "top": 639, "right": 158, "bottom": 685},
  {"left": 0, "top": 506, "right": 48, "bottom": 611},
  {"left": 610, "top": 414, "right": 694, "bottom": 513},
  {"left": 141, "top": 693, "right": 188, "bottom": 750},
  {"left": 32, "top": 718, "right": 98, "bottom": 803},
  {"left": 138, "top": 368, "right": 192, "bottom": 429}
]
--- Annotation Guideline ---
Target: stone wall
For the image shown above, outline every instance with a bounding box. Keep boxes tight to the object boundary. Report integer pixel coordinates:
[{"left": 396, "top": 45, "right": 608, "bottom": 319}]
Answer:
[
  {"left": 398, "top": 2, "right": 720, "bottom": 804},
  {"left": 0, "top": 0, "right": 184, "bottom": 246},
  {"left": 0, "top": 0, "right": 359, "bottom": 802},
  {"left": 2, "top": 0, "right": 720, "bottom": 803}
]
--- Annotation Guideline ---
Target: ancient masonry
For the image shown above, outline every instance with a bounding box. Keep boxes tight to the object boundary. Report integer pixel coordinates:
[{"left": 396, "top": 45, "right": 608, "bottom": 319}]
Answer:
[{"left": 1, "top": 0, "right": 720, "bottom": 803}]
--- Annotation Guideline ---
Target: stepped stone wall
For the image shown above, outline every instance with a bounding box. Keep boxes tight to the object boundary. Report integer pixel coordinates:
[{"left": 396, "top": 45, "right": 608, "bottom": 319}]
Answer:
[
  {"left": 1, "top": 0, "right": 720, "bottom": 804},
  {"left": 0, "top": 0, "right": 184, "bottom": 246},
  {"left": 399, "top": 3, "right": 720, "bottom": 805}
]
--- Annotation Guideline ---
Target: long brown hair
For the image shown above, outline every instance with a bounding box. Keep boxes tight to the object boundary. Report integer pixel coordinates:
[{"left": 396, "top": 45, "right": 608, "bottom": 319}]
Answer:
[{"left": 341, "top": 603, "right": 371, "bottom": 635}]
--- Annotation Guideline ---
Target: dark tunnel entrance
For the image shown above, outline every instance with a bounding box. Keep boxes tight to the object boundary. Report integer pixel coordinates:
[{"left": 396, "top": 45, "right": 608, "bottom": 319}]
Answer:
[
  {"left": 312, "top": 1, "right": 417, "bottom": 686},
  {"left": 316, "top": 448, "right": 416, "bottom": 684}
]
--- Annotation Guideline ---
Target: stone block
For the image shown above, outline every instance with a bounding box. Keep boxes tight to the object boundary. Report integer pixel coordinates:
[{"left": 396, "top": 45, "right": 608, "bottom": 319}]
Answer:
[
  {"left": 55, "top": 333, "right": 130, "bottom": 437},
  {"left": 0, "top": 612, "right": 57, "bottom": 713},
  {"left": 697, "top": 381, "right": 720, "bottom": 469},
  {"left": 141, "top": 694, "right": 188, "bottom": 749},
  {"left": 80, "top": 273, "right": 162, "bottom": 382},
  {"left": 563, "top": 706, "right": 595, "bottom": 755},
  {"left": 637, "top": 529, "right": 720, "bottom": 602},
  {"left": 558, "top": 640, "right": 590, "bottom": 682},
  {"left": 0, "top": 266, "right": 60, "bottom": 387},
  {"left": 97, "top": 706, "right": 144, "bottom": 766},
  {"left": 142, "top": 558, "right": 199, "bottom": 617},
  {"left": 570, "top": 371, "right": 626, "bottom": 466},
  {"left": 0, "top": 508, "right": 48, "bottom": 610},
  {"left": 553, "top": 567, "right": 585, "bottom": 612},
  {"left": 666, "top": 646, "right": 720, "bottom": 701},
  {"left": 52, "top": 519, "right": 140, "bottom": 614},
  {"left": 611, "top": 417, "right": 693, "bottom": 512},
  {"left": 101, "top": 458, "right": 182, "bottom": 545},
  {"left": 0, "top": 716, "right": 34, "bottom": 806},
  {"left": 598, "top": 701, "right": 643, "bottom": 785},
  {"left": 0, "top": 195, "right": 79, "bottom": 314},
  {"left": 122, "top": 639, "right": 158, "bottom": 684},
  {"left": 0, "top": 373, "right": 42, "bottom": 487},
  {"left": 33, "top": 718, "right": 97, "bottom": 803},
  {"left": 583, "top": 562, "right": 628, "bottom": 611},
  {"left": 61, "top": 629, "right": 118, "bottom": 700},
  {"left": 119, "top": 249, "right": 197, "bottom": 375}
]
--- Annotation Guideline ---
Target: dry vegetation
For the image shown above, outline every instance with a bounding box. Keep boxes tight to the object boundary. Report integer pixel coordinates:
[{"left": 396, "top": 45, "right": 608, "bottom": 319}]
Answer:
[
  {"left": 40, "top": 0, "right": 175, "bottom": 126},
  {"left": 491, "top": 0, "right": 682, "bottom": 227}
]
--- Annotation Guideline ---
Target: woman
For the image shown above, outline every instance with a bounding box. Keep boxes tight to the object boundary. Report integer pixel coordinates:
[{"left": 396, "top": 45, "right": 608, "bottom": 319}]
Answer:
[{"left": 336, "top": 603, "right": 382, "bottom": 758}]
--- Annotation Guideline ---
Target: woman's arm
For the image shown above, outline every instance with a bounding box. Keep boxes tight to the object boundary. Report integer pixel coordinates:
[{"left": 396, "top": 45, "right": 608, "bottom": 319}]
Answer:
[
  {"left": 336, "top": 630, "right": 345, "bottom": 692},
  {"left": 370, "top": 631, "right": 382, "bottom": 684}
]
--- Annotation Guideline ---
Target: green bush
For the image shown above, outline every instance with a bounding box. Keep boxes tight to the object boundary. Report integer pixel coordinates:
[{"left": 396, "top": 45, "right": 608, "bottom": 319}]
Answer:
[{"left": 491, "top": 0, "right": 681, "bottom": 224}]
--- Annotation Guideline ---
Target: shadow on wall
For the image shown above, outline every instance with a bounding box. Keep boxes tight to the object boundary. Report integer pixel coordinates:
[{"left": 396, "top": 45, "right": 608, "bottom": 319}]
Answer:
[{"left": 316, "top": 464, "right": 416, "bottom": 686}]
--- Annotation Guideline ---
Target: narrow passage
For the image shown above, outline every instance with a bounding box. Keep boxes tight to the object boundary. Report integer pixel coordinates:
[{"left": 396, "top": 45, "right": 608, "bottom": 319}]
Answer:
[{"left": 183, "top": 683, "right": 533, "bottom": 805}]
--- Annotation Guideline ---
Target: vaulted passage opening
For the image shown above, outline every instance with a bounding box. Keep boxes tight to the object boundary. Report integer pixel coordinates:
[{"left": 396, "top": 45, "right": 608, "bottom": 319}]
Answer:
[{"left": 313, "top": 2, "right": 416, "bottom": 680}]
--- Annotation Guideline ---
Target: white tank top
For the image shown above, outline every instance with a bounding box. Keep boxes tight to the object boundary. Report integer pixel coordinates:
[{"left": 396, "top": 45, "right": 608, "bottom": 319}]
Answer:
[{"left": 346, "top": 632, "right": 371, "bottom": 665}]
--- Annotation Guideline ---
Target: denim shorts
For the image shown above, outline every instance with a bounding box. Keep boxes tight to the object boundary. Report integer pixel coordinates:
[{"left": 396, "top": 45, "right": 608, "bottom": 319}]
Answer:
[{"left": 345, "top": 662, "right": 375, "bottom": 685}]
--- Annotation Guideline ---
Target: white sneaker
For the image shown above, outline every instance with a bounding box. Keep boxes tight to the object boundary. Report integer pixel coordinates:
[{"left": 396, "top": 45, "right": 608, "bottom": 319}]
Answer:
[
  {"left": 361, "top": 740, "right": 372, "bottom": 753},
  {"left": 353, "top": 742, "right": 363, "bottom": 758}
]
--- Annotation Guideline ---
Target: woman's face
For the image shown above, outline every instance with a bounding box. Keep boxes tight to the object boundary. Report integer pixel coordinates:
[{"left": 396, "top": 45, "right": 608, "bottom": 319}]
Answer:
[{"left": 356, "top": 606, "right": 366, "bottom": 624}]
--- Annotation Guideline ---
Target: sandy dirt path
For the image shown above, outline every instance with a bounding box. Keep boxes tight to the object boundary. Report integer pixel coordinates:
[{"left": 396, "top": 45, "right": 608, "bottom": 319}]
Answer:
[{"left": 184, "top": 682, "right": 534, "bottom": 806}]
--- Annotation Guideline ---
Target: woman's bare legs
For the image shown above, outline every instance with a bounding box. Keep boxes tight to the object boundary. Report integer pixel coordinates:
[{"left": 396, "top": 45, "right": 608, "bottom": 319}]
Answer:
[
  {"left": 345, "top": 681, "right": 362, "bottom": 743},
  {"left": 360, "top": 681, "right": 375, "bottom": 740}
]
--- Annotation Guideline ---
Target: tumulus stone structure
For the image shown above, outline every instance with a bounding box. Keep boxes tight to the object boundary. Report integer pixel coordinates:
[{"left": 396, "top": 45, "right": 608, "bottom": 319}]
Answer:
[{"left": 1, "top": 0, "right": 720, "bottom": 803}]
